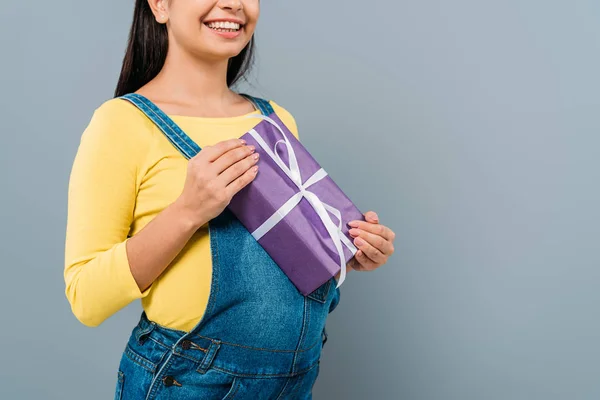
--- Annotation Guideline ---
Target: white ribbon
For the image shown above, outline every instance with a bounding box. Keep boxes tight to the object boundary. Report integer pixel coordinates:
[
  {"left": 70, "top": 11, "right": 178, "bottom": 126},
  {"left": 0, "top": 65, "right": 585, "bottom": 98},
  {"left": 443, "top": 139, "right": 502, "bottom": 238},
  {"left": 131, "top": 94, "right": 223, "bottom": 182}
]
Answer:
[{"left": 245, "top": 114, "right": 357, "bottom": 289}]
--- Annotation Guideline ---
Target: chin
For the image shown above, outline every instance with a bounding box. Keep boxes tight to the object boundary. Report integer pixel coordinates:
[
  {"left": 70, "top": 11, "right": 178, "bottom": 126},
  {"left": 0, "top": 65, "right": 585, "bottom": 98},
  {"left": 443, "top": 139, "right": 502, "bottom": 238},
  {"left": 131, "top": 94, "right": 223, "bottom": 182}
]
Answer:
[{"left": 196, "top": 44, "right": 248, "bottom": 61}]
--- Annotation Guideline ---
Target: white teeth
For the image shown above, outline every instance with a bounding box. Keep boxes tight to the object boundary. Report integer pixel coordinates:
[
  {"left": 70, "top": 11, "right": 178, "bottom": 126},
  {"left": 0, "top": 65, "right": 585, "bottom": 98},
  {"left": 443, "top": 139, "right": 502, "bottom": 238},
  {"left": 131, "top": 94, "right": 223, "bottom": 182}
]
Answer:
[{"left": 206, "top": 21, "right": 241, "bottom": 30}]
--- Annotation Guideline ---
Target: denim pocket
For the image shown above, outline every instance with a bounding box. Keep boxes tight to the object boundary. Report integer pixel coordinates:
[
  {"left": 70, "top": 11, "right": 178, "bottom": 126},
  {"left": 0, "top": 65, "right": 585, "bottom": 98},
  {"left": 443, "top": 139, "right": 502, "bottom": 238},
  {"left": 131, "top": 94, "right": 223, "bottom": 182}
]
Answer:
[
  {"left": 329, "top": 285, "right": 341, "bottom": 313},
  {"left": 114, "top": 370, "right": 124, "bottom": 400},
  {"left": 221, "top": 376, "right": 241, "bottom": 399},
  {"left": 181, "top": 368, "right": 240, "bottom": 399},
  {"left": 116, "top": 342, "right": 160, "bottom": 399},
  {"left": 124, "top": 342, "right": 159, "bottom": 374}
]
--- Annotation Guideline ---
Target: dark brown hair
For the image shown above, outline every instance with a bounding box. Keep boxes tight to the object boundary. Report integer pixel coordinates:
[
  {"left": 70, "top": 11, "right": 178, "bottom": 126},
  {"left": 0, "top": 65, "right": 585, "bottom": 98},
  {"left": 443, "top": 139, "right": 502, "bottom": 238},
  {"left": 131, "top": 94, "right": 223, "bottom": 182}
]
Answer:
[{"left": 114, "top": 0, "right": 255, "bottom": 97}]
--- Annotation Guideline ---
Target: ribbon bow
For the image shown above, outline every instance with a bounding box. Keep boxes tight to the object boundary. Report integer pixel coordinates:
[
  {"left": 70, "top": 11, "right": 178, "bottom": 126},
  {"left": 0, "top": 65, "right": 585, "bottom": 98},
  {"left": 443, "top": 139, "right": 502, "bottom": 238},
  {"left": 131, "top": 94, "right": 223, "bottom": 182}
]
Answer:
[{"left": 245, "top": 114, "right": 357, "bottom": 289}]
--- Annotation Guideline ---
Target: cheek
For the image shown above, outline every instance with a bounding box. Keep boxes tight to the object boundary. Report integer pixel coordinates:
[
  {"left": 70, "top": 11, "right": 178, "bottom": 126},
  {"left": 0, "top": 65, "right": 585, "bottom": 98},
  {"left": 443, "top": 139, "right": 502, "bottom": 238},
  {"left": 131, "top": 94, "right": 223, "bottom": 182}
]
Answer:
[
  {"left": 242, "top": 13, "right": 259, "bottom": 36},
  {"left": 243, "top": 1, "right": 260, "bottom": 24},
  {"left": 168, "top": 1, "right": 210, "bottom": 31},
  {"left": 169, "top": 9, "right": 200, "bottom": 36},
  {"left": 242, "top": 22, "right": 257, "bottom": 38}
]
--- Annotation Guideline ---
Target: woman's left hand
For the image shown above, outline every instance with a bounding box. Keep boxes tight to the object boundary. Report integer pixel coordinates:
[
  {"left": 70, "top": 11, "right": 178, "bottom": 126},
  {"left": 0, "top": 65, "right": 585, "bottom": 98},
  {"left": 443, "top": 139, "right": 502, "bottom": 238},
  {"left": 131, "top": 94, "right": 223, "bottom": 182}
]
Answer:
[{"left": 346, "top": 211, "right": 395, "bottom": 272}]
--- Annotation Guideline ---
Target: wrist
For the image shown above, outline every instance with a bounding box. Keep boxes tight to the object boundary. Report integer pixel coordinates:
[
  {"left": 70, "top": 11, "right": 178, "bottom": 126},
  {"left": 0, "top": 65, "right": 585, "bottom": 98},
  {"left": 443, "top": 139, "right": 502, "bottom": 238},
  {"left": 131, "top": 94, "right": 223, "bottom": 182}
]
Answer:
[{"left": 170, "top": 197, "right": 206, "bottom": 233}]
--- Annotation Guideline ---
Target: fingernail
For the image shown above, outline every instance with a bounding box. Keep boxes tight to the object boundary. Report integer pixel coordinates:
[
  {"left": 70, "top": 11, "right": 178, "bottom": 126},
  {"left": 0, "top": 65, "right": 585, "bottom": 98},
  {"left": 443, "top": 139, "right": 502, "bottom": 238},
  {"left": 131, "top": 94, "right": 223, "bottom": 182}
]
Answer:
[
  {"left": 240, "top": 139, "right": 246, "bottom": 145},
  {"left": 248, "top": 145, "right": 256, "bottom": 152},
  {"left": 355, "top": 237, "right": 365, "bottom": 246},
  {"left": 348, "top": 221, "right": 359, "bottom": 228},
  {"left": 349, "top": 228, "right": 360, "bottom": 237},
  {"left": 371, "top": 213, "right": 379, "bottom": 222}
]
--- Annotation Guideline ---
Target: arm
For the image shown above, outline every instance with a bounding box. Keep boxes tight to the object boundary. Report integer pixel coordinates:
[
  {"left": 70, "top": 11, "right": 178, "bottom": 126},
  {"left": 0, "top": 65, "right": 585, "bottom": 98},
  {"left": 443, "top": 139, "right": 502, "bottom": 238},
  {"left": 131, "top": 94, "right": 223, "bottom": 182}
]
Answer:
[{"left": 64, "top": 101, "right": 207, "bottom": 327}]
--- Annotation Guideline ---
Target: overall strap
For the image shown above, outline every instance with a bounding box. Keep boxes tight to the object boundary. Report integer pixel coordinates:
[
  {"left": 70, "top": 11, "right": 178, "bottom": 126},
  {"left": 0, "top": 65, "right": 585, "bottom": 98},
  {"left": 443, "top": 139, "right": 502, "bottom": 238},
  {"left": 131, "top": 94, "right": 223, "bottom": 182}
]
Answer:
[
  {"left": 240, "top": 93, "right": 274, "bottom": 116},
  {"left": 120, "top": 93, "right": 200, "bottom": 160}
]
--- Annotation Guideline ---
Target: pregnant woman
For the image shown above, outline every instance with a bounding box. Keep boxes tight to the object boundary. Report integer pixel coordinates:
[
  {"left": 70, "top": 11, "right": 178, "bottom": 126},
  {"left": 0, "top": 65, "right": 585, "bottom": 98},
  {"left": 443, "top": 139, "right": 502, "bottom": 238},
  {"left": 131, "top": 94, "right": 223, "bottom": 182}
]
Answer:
[{"left": 64, "top": 0, "right": 396, "bottom": 398}]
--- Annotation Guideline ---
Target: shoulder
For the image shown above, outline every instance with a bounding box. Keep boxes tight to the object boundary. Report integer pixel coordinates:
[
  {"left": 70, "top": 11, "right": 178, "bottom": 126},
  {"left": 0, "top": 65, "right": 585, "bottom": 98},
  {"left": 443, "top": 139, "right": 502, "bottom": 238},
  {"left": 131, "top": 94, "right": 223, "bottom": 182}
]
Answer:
[
  {"left": 89, "top": 97, "right": 155, "bottom": 133},
  {"left": 80, "top": 97, "right": 156, "bottom": 149},
  {"left": 268, "top": 100, "right": 300, "bottom": 139},
  {"left": 76, "top": 97, "right": 156, "bottom": 169}
]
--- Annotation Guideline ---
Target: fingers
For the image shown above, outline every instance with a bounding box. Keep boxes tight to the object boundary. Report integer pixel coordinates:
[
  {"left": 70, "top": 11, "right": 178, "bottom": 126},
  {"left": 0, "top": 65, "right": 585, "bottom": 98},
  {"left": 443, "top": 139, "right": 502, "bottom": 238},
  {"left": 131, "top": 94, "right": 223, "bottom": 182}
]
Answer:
[
  {"left": 224, "top": 163, "right": 259, "bottom": 198},
  {"left": 218, "top": 149, "right": 260, "bottom": 186},
  {"left": 353, "top": 249, "right": 378, "bottom": 270},
  {"left": 347, "top": 211, "right": 395, "bottom": 270},
  {"left": 364, "top": 211, "right": 379, "bottom": 224},
  {"left": 210, "top": 143, "right": 256, "bottom": 175},
  {"left": 349, "top": 220, "right": 395, "bottom": 242},
  {"left": 351, "top": 234, "right": 388, "bottom": 264},
  {"left": 201, "top": 138, "right": 248, "bottom": 163},
  {"left": 349, "top": 228, "right": 394, "bottom": 256}
]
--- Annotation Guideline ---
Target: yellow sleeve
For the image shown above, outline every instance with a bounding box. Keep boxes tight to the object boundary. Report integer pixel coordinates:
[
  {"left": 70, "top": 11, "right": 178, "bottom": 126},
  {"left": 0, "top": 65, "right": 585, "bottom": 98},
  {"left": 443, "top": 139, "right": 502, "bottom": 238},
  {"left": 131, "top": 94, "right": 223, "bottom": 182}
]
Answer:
[
  {"left": 64, "top": 99, "right": 153, "bottom": 327},
  {"left": 270, "top": 101, "right": 300, "bottom": 140}
]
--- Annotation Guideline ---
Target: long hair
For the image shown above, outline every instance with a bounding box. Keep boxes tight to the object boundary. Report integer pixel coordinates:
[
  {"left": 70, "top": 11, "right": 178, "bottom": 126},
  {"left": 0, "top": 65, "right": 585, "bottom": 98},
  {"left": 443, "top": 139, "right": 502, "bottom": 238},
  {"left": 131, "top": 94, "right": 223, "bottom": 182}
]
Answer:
[{"left": 114, "top": 0, "right": 255, "bottom": 97}]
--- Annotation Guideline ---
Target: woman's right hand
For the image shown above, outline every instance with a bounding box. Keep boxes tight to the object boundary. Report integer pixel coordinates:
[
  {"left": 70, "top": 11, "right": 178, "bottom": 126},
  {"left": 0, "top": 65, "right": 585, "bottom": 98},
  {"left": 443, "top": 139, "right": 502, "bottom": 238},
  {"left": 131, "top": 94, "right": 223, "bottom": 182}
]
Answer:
[{"left": 175, "top": 138, "right": 260, "bottom": 228}]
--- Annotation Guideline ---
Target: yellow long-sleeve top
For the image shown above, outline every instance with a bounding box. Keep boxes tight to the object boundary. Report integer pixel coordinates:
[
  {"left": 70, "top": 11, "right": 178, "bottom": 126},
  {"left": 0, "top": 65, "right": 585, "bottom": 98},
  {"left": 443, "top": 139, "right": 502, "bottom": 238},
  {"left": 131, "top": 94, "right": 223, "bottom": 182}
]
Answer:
[{"left": 64, "top": 97, "right": 299, "bottom": 330}]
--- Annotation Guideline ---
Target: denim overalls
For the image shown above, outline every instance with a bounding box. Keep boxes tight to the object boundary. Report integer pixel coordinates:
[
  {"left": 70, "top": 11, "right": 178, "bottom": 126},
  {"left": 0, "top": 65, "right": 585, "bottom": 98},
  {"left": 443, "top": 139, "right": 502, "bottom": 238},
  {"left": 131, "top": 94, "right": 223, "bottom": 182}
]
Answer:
[{"left": 113, "top": 93, "right": 341, "bottom": 400}]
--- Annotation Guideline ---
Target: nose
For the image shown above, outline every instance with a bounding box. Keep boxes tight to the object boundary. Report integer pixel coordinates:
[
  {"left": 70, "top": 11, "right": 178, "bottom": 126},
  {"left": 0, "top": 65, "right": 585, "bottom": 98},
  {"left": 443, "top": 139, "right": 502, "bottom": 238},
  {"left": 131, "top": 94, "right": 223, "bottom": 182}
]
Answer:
[{"left": 219, "top": 0, "right": 243, "bottom": 11}]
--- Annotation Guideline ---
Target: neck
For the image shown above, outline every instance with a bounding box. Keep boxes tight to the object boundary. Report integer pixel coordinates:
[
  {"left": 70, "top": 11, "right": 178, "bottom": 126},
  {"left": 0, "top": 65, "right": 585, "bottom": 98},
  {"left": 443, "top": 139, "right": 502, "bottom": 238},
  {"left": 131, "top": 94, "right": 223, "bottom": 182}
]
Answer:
[{"left": 153, "top": 45, "right": 233, "bottom": 106}]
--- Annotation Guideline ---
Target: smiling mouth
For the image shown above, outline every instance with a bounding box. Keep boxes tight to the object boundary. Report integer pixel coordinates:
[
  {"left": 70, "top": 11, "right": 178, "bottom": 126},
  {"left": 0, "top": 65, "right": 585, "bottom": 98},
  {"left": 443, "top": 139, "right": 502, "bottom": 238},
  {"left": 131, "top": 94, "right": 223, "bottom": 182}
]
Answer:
[{"left": 204, "top": 21, "right": 243, "bottom": 33}]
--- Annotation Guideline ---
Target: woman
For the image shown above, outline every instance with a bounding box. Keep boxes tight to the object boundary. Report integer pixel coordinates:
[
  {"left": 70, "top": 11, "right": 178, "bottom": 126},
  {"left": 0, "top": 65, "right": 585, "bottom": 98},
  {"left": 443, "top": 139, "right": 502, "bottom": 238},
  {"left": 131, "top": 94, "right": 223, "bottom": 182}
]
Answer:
[{"left": 64, "top": 0, "right": 396, "bottom": 398}]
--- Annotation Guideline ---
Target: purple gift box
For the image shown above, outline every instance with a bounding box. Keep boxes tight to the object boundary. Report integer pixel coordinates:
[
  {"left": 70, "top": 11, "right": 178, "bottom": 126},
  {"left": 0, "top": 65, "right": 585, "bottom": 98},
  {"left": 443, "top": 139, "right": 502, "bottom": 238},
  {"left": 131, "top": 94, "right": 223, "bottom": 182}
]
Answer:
[{"left": 227, "top": 113, "right": 365, "bottom": 296}]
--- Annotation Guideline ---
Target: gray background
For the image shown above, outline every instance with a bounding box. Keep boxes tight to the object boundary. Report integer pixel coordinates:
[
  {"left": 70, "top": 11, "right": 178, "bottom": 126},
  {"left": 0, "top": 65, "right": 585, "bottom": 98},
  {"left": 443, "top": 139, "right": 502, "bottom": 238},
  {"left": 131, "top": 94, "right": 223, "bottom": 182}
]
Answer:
[{"left": 1, "top": 0, "right": 599, "bottom": 399}]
